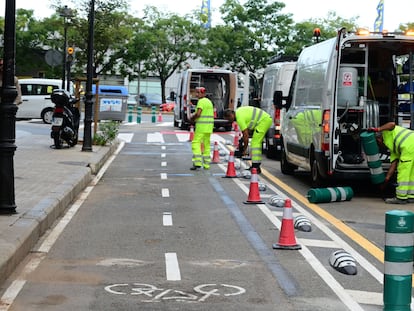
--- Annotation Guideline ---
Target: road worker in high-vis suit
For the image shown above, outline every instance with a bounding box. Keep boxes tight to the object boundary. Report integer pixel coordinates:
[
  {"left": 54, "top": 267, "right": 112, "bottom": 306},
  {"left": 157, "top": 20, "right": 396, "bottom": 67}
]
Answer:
[
  {"left": 189, "top": 86, "right": 214, "bottom": 170},
  {"left": 369, "top": 122, "right": 414, "bottom": 204},
  {"left": 224, "top": 106, "right": 272, "bottom": 174}
]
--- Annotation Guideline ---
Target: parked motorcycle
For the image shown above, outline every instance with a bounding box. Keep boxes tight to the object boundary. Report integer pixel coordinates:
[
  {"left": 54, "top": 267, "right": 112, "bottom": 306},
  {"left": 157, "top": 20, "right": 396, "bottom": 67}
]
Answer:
[{"left": 50, "top": 89, "right": 80, "bottom": 149}]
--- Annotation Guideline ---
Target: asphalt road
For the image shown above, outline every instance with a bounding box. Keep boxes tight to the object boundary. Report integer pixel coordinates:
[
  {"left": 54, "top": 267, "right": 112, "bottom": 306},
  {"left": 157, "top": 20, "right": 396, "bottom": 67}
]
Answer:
[{"left": 2, "top": 117, "right": 407, "bottom": 310}]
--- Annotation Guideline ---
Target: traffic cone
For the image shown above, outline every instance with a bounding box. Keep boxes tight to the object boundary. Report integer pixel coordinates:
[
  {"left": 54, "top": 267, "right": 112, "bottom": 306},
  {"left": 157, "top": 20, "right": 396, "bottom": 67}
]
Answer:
[
  {"left": 223, "top": 151, "right": 237, "bottom": 178},
  {"left": 233, "top": 132, "right": 240, "bottom": 147},
  {"left": 211, "top": 141, "right": 221, "bottom": 163},
  {"left": 189, "top": 125, "right": 194, "bottom": 141},
  {"left": 157, "top": 111, "right": 163, "bottom": 122},
  {"left": 272, "top": 198, "right": 301, "bottom": 250},
  {"left": 244, "top": 168, "right": 264, "bottom": 204}
]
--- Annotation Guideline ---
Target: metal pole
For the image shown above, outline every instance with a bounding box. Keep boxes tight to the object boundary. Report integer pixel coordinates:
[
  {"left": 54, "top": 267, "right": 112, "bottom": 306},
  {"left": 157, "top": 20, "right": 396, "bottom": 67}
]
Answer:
[
  {"left": 82, "top": 0, "right": 95, "bottom": 151},
  {"left": 62, "top": 23, "right": 67, "bottom": 89},
  {"left": 0, "top": 0, "right": 18, "bottom": 214}
]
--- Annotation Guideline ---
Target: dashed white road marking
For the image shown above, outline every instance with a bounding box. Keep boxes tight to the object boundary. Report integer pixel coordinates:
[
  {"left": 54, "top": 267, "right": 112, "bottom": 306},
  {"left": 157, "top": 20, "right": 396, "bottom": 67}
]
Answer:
[
  {"left": 162, "top": 188, "right": 170, "bottom": 197},
  {"left": 148, "top": 132, "right": 164, "bottom": 143},
  {"left": 163, "top": 212, "right": 173, "bottom": 226},
  {"left": 117, "top": 133, "right": 134, "bottom": 143},
  {"left": 161, "top": 146, "right": 166, "bottom": 150},
  {"left": 161, "top": 173, "right": 167, "bottom": 180},
  {"left": 165, "top": 253, "right": 181, "bottom": 281},
  {"left": 161, "top": 153, "right": 166, "bottom": 158},
  {"left": 161, "top": 161, "right": 167, "bottom": 167}
]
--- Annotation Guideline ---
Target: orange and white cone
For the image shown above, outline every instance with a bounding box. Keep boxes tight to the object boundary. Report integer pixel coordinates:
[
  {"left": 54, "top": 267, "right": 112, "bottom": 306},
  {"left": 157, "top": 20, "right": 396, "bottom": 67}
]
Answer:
[
  {"left": 211, "top": 141, "right": 221, "bottom": 163},
  {"left": 157, "top": 111, "right": 163, "bottom": 122},
  {"left": 233, "top": 132, "right": 239, "bottom": 147},
  {"left": 244, "top": 168, "right": 264, "bottom": 204},
  {"left": 272, "top": 198, "right": 301, "bottom": 250},
  {"left": 223, "top": 151, "right": 237, "bottom": 178},
  {"left": 189, "top": 125, "right": 194, "bottom": 142}
]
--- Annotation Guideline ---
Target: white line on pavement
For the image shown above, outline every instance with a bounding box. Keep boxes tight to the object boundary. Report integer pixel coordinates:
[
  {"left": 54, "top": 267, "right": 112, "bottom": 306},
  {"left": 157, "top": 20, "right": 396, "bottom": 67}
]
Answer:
[
  {"left": 163, "top": 212, "right": 173, "bottom": 226},
  {"left": 162, "top": 188, "right": 170, "bottom": 197},
  {"left": 165, "top": 253, "right": 181, "bottom": 281}
]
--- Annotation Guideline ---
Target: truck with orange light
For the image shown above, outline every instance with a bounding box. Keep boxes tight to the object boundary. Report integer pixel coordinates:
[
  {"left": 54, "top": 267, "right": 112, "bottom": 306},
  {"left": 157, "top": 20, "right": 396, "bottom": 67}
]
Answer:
[
  {"left": 276, "top": 27, "right": 414, "bottom": 187},
  {"left": 260, "top": 55, "right": 297, "bottom": 159},
  {"left": 172, "top": 68, "right": 237, "bottom": 131}
]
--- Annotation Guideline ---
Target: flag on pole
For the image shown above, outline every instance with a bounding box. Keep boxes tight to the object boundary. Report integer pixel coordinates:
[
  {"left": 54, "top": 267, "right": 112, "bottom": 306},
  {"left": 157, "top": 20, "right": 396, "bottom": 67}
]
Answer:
[
  {"left": 201, "top": 0, "right": 211, "bottom": 28},
  {"left": 374, "top": 0, "right": 384, "bottom": 32}
]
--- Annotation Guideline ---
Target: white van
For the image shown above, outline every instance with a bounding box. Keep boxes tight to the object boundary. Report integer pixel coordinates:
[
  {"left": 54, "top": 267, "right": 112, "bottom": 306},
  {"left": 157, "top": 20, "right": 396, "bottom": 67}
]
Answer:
[
  {"left": 260, "top": 56, "right": 296, "bottom": 159},
  {"left": 172, "top": 68, "right": 237, "bottom": 131},
  {"left": 278, "top": 28, "right": 414, "bottom": 186},
  {"left": 17, "top": 78, "right": 64, "bottom": 123}
]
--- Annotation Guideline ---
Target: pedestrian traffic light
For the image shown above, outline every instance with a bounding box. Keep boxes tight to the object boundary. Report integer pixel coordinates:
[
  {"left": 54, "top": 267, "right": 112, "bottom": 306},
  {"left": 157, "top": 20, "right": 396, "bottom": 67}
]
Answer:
[{"left": 67, "top": 47, "right": 75, "bottom": 62}]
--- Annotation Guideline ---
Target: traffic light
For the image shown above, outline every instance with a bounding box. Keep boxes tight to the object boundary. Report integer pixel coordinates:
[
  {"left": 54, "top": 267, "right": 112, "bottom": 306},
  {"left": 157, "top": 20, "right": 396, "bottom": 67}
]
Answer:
[{"left": 67, "top": 46, "right": 75, "bottom": 62}]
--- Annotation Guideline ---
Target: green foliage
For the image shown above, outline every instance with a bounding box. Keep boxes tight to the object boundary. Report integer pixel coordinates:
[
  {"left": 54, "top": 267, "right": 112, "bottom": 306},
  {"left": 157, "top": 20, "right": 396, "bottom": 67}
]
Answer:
[{"left": 93, "top": 121, "right": 119, "bottom": 146}]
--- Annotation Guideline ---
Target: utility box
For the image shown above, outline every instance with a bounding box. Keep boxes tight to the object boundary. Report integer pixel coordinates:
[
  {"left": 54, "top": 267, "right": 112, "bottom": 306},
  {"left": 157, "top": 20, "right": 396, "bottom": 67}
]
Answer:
[{"left": 93, "top": 85, "right": 128, "bottom": 121}]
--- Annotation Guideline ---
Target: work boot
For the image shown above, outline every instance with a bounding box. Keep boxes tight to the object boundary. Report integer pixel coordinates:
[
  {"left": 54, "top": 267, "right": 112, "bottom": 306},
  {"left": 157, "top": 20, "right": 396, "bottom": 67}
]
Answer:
[
  {"left": 190, "top": 165, "right": 201, "bottom": 171},
  {"left": 407, "top": 198, "right": 414, "bottom": 203},
  {"left": 385, "top": 197, "right": 407, "bottom": 204}
]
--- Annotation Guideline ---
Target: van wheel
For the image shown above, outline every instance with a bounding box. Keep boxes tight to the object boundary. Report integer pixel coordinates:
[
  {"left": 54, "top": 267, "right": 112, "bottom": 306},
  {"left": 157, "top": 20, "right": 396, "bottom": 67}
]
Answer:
[
  {"left": 311, "top": 155, "right": 325, "bottom": 188},
  {"left": 42, "top": 108, "right": 54, "bottom": 124},
  {"left": 280, "top": 147, "right": 296, "bottom": 175}
]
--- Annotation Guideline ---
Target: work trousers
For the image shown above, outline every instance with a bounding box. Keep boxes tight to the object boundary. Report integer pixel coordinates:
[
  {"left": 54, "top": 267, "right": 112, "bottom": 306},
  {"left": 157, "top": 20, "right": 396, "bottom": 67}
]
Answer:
[
  {"left": 396, "top": 158, "right": 414, "bottom": 200},
  {"left": 251, "top": 116, "right": 273, "bottom": 165},
  {"left": 192, "top": 131, "right": 211, "bottom": 169}
]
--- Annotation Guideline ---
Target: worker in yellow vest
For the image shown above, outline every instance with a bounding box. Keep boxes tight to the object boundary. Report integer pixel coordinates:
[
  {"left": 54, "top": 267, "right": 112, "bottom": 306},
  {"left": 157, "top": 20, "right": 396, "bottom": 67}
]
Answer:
[
  {"left": 369, "top": 122, "right": 414, "bottom": 204},
  {"left": 189, "top": 86, "right": 214, "bottom": 170},
  {"left": 224, "top": 106, "right": 272, "bottom": 174}
]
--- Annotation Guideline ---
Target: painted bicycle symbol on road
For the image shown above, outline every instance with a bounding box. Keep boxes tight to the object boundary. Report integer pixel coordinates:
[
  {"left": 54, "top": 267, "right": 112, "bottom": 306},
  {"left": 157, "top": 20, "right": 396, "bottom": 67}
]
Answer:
[{"left": 104, "top": 283, "right": 246, "bottom": 303}]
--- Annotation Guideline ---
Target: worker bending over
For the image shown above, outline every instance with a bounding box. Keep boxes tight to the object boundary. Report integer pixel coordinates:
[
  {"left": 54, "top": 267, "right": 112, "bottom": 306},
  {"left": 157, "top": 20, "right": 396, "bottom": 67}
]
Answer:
[{"left": 224, "top": 106, "right": 272, "bottom": 174}]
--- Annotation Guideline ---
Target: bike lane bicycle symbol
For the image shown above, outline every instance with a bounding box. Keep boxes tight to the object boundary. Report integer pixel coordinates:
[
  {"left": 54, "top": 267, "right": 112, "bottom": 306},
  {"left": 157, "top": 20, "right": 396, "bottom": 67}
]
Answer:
[{"left": 104, "top": 283, "right": 246, "bottom": 303}]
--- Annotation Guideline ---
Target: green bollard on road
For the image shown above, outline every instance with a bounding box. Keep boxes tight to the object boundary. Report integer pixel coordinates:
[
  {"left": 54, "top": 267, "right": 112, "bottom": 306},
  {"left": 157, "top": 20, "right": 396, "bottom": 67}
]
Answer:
[
  {"left": 136, "top": 106, "right": 142, "bottom": 124},
  {"left": 307, "top": 187, "right": 353, "bottom": 204},
  {"left": 360, "top": 131, "right": 385, "bottom": 184},
  {"left": 383, "top": 210, "right": 414, "bottom": 311},
  {"left": 151, "top": 106, "right": 156, "bottom": 123},
  {"left": 128, "top": 106, "right": 133, "bottom": 123}
]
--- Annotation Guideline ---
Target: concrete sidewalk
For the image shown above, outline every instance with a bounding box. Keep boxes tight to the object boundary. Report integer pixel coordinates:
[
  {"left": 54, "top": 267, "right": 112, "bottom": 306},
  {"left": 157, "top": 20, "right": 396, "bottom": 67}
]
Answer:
[{"left": 0, "top": 131, "right": 117, "bottom": 285}]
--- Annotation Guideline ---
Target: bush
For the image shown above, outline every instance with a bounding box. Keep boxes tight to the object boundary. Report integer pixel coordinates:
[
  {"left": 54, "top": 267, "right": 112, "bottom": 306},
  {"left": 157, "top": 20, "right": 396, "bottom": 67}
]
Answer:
[{"left": 93, "top": 121, "right": 119, "bottom": 146}]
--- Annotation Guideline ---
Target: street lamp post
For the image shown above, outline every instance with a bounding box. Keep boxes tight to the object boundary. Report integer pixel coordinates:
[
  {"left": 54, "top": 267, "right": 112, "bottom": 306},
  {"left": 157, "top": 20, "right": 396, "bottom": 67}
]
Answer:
[
  {"left": 82, "top": 0, "right": 95, "bottom": 151},
  {"left": 0, "top": 0, "right": 18, "bottom": 214},
  {"left": 59, "top": 5, "right": 73, "bottom": 90}
]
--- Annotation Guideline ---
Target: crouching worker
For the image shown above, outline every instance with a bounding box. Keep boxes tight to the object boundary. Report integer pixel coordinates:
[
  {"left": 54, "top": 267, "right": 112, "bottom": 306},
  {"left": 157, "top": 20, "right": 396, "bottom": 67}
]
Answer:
[
  {"left": 369, "top": 122, "right": 414, "bottom": 204},
  {"left": 224, "top": 106, "right": 272, "bottom": 174}
]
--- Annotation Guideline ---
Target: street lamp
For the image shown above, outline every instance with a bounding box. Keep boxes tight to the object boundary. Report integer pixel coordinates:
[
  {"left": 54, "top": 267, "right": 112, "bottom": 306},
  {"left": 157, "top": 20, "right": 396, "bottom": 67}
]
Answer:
[
  {"left": 59, "top": 5, "right": 74, "bottom": 90},
  {"left": 82, "top": 0, "right": 95, "bottom": 151},
  {"left": 0, "top": 0, "right": 18, "bottom": 214}
]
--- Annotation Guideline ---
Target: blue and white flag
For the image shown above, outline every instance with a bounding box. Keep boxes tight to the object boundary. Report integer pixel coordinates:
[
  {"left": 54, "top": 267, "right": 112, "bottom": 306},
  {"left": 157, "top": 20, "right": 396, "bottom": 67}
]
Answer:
[
  {"left": 374, "top": 0, "right": 384, "bottom": 32},
  {"left": 201, "top": 0, "right": 211, "bottom": 28}
]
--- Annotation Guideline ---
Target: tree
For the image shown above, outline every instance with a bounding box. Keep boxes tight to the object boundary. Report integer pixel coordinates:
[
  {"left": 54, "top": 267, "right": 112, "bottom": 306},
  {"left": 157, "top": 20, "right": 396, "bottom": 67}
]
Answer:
[
  {"left": 200, "top": 0, "right": 294, "bottom": 72},
  {"left": 124, "top": 7, "right": 205, "bottom": 103}
]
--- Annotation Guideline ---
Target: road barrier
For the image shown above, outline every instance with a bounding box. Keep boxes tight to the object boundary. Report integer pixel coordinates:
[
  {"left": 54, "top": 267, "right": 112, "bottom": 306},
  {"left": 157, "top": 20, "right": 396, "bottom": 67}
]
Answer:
[
  {"left": 360, "top": 131, "right": 385, "bottom": 184},
  {"left": 307, "top": 187, "right": 353, "bottom": 203},
  {"left": 383, "top": 210, "right": 414, "bottom": 311}
]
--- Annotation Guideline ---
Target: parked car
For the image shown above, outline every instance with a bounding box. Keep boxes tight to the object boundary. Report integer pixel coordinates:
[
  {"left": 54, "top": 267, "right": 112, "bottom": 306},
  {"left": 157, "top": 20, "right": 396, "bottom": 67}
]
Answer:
[
  {"left": 160, "top": 102, "right": 175, "bottom": 112},
  {"left": 138, "top": 93, "right": 162, "bottom": 106},
  {"left": 17, "top": 78, "right": 69, "bottom": 124}
]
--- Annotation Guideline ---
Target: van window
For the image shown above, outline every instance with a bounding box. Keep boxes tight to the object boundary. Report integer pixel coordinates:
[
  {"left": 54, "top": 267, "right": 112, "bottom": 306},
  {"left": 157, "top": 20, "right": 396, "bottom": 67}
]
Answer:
[{"left": 20, "top": 83, "right": 58, "bottom": 96}]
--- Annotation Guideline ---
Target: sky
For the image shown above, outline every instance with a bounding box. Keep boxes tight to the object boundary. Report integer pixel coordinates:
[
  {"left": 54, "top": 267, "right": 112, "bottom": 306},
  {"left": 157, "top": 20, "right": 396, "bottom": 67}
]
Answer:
[{"left": 0, "top": 0, "right": 413, "bottom": 32}]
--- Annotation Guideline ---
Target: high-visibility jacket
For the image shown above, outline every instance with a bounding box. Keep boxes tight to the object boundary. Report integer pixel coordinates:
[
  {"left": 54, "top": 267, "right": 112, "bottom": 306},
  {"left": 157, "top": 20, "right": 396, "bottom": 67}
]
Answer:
[
  {"left": 382, "top": 125, "right": 414, "bottom": 200},
  {"left": 235, "top": 106, "right": 271, "bottom": 131},
  {"left": 382, "top": 125, "right": 414, "bottom": 163},
  {"left": 195, "top": 97, "right": 214, "bottom": 133}
]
